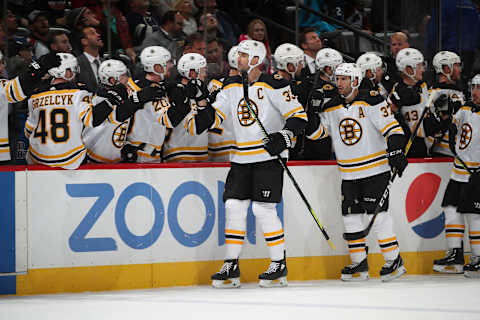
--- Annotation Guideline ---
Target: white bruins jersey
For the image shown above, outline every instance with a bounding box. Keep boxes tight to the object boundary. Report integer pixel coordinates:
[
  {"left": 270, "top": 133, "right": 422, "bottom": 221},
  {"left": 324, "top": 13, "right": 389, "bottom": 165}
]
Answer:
[
  {"left": 163, "top": 97, "right": 209, "bottom": 163},
  {"left": 426, "top": 85, "right": 465, "bottom": 156},
  {"left": 207, "top": 77, "right": 235, "bottom": 162},
  {"left": 0, "top": 77, "right": 27, "bottom": 161},
  {"left": 196, "top": 72, "right": 307, "bottom": 164},
  {"left": 308, "top": 90, "right": 404, "bottom": 180},
  {"left": 25, "top": 87, "right": 99, "bottom": 169},
  {"left": 389, "top": 81, "right": 432, "bottom": 150},
  {"left": 450, "top": 104, "right": 480, "bottom": 182},
  {"left": 82, "top": 79, "right": 140, "bottom": 163}
]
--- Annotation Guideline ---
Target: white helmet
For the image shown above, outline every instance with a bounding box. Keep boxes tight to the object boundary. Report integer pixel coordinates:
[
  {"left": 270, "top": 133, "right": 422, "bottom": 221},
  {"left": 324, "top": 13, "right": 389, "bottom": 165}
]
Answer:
[
  {"left": 140, "top": 46, "right": 171, "bottom": 78},
  {"left": 315, "top": 48, "right": 343, "bottom": 81},
  {"left": 335, "top": 63, "right": 363, "bottom": 100},
  {"left": 274, "top": 43, "right": 304, "bottom": 77},
  {"left": 470, "top": 74, "right": 480, "bottom": 100},
  {"left": 48, "top": 53, "right": 78, "bottom": 81},
  {"left": 395, "top": 48, "right": 425, "bottom": 82},
  {"left": 177, "top": 53, "right": 207, "bottom": 79},
  {"left": 433, "top": 51, "right": 461, "bottom": 82},
  {"left": 356, "top": 52, "right": 383, "bottom": 80},
  {"left": 228, "top": 45, "right": 239, "bottom": 69},
  {"left": 237, "top": 40, "right": 266, "bottom": 72},
  {"left": 98, "top": 59, "right": 128, "bottom": 86}
]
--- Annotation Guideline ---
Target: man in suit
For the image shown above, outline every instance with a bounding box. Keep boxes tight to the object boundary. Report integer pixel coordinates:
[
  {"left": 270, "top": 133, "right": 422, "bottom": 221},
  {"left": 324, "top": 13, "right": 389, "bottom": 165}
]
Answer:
[
  {"left": 299, "top": 27, "right": 323, "bottom": 79},
  {"left": 77, "top": 26, "right": 104, "bottom": 92}
]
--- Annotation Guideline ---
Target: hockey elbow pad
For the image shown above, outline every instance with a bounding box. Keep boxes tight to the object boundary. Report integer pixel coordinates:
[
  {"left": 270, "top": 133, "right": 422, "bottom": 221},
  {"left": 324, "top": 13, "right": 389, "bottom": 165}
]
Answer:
[
  {"left": 92, "top": 101, "right": 114, "bottom": 127},
  {"left": 116, "top": 101, "right": 141, "bottom": 122},
  {"left": 195, "top": 104, "right": 216, "bottom": 135},
  {"left": 285, "top": 117, "right": 307, "bottom": 137}
]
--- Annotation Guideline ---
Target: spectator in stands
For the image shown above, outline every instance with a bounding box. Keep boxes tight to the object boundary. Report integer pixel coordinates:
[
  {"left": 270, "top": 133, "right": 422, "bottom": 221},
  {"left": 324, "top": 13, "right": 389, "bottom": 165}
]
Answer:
[
  {"left": 6, "top": 40, "right": 33, "bottom": 77},
  {"left": 173, "top": 0, "right": 197, "bottom": 36},
  {"left": 0, "top": 25, "right": 6, "bottom": 74},
  {"left": 77, "top": 26, "right": 104, "bottom": 92},
  {"left": 89, "top": 0, "right": 136, "bottom": 63},
  {"left": 195, "top": 0, "right": 240, "bottom": 48},
  {"left": 299, "top": 28, "right": 323, "bottom": 78},
  {"left": 28, "top": 11, "right": 50, "bottom": 59},
  {"left": 198, "top": 13, "right": 223, "bottom": 43},
  {"left": 206, "top": 38, "right": 228, "bottom": 79},
  {"left": 126, "top": 0, "right": 160, "bottom": 51},
  {"left": 31, "top": 0, "right": 68, "bottom": 27},
  {"left": 239, "top": 19, "right": 273, "bottom": 74},
  {"left": 3, "top": 9, "right": 26, "bottom": 44},
  {"left": 383, "top": 32, "right": 409, "bottom": 93},
  {"left": 183, "top": 32, "right": 206, "bottom": 55},
  {"left": 299, "top": 0, "right": 336, "bottom": 33},
  {"left": 141, "top": 10, "right": 186, "bottom": 60},
  {"left": 48, "top": 30, "right": 72, "bottom": 54},
  {"left": 65, "top": 7, "right": 101, "bottom": 56}
]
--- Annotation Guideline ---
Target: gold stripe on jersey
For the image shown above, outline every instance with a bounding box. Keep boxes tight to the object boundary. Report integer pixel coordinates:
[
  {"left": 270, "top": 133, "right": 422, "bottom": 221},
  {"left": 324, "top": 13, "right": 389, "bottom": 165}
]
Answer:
[
  {"left": 308, "top": 125, "right": 328, "bottom": 140},
  {"left": 324, "top": 105, "right": 344, "bottom": 113},
  {"left": 337, "top": 150, "right": 387, "bottom": 164},
  {"left": 210, "top": 79, "right": 223, "bottom": 89},
  {"left": 253, "top": 82, "right": 273, "bottom": 90},
  {"left": 337, "top": 150, "right": 388, "bottom": 173},
  {"left": 163, "top": 145, "right": 208, "bottom": 156},
  {"left": 137, "top": 150, "right": 161, "bottom": 160},
  {"left": 338, "top": 159, "right": 388, "bottom": 173},
  {"left": 0, "top": 138, "right": 7, "bottom": 143},
  {"left": 128, "top": 78, "right": 141, "bottom": 91},
  {"left": 86, "top": 149, "right": 120, "bottom": 163},
  {"left": 129, "top": 140, "right": 163, "bottom": 149},
  {"left": 29, "top": 146, "right": 86, "bottom": 167},
  {"left": 283, "top": 106, "right": 307, "bottom": 119},
  {"left": 0, "top": 137, "right": 10, "bottom": 154},
  {"left": 452, "top": 158, "right": 479, "bottom": 175},
  {"left": 29, "top": 144, "right": 85, "bottom": 160},
  {"left": 223, "top": 83, "right": 242, "bottom": 91}
]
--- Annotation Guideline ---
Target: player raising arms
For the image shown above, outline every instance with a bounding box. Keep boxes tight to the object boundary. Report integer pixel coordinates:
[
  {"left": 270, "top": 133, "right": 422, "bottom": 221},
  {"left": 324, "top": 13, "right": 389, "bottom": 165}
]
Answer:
[
  {"left": 306, "top": 63, "right": 408, "bottom": 281},
  {"left": 185, "top": 39, "right": 307, "bottom": 287}
]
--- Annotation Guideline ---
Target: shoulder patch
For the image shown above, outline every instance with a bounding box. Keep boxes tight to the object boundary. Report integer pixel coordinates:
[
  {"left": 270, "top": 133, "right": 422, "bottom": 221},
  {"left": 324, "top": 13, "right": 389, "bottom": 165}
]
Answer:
[
  {"left": 370, "top": 90, "right": 379, "bottom": 96},
  {"left": 323, "top": 84, "right": 334, "bottom": 91},
  {"left": 274, "top": 73, "right": 283, "bottom": 80},
  {"left": 357, "top": 89, "right": 385, "bottom": 106}
]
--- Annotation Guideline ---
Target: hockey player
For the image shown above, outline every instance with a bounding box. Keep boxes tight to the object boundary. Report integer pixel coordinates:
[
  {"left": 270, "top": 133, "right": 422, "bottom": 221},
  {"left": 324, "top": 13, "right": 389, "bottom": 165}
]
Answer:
[
  {"left": 306, "top": 63, "right": 408, "bottom": 281},
  {"left": 24, "top": 53, "right": 126, "bottom": 169},
  {"left": 356, "top": 52, "right": 388, "bottom": 99},
  {"left": 0, "top": 51, "right": 60, "bottom": 162},
  {"left": 123, "top": 46, "right": 191, "bottom": 163},
  {"left": 432, "top": 74, "right": 479, "bottom": 274},
  {"left": 291, "top": 47, "right": 342, "bottom": 160},
  {"left": 426, "top": 51, "right": 465, "bottom": 157},
  {"left": 388, "top": 48, "right": 431, "bottom": 158},
  {"left": 162, "top": 52, "right": 210, "bottom": 162},
  {"left": 82, "top": 59, "right": 164, "bottom": 163},
  {"left": 206, "top": 45, "right": 239, "bottom": 162},
  {"left": 186, "top": 39, "right": 307, "bottom": 287}
]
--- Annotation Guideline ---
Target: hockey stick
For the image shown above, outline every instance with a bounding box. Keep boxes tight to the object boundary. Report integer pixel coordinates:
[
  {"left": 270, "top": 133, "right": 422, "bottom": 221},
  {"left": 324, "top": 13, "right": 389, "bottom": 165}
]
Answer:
[
  {"left": 241, "top": 71, "right": 335, "bottom": 250},
  {"left": 297, "top": 70, "right": 321, "bottom": 157},
  {"left": 343, "top": 96, "right": 432, "bottom": 241}
]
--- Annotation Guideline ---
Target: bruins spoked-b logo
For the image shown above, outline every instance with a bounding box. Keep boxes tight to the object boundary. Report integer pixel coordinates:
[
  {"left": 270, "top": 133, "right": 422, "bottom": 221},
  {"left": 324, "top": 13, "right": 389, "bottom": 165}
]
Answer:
[
  {"left": 237, "top": 98, "right": 258, "bottom": 126},
  {"left": 339, "top": 118, "right": 362, "bottom": 145},
  {"left": 459, "top": 123, "right": 473, "bottom": 150},
  {"left": 112, "top": 122, "right": 129, "bottom": 148}
]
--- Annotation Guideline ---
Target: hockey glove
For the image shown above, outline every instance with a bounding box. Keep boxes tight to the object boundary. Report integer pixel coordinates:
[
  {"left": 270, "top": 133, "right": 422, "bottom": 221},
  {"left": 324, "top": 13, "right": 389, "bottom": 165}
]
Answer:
[
  {"left": 106, "top": 84, "right": 128, "bottom": 106},
  {"left": 386, "top": 134, "right": 408, "bottom": 177},
  {"left": 34, "top": 52, "right": 62, "bottom": 78},
  {"left": 389, "top": 84, "right": 421, "bottom": 108},
  {"left": 263, "top": 130, "right": 294, "bottom": 156},
  {"left": 185, "top": 79, "right": 209, "bottom": 102},
  {"left": 433, "top": 94, "right": 449, "bottom": 116},
  {"left": 136, "top": 85, "right": 166, "bottom": 104},
  {"left": 121, "top": 144, "right": 139, "bottom": 163},
  {"left": 167, "top": 84, "right": 191, "bottom": 127},
  {"left": 309, "top": 88, "right": 325, "bottom": 113}
]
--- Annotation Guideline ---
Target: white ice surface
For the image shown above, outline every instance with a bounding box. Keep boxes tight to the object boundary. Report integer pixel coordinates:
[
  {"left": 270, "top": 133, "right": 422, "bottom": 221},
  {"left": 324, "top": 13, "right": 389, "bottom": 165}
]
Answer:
[{"left": 1, "top": 275, "right": 479, "bottom": 320}]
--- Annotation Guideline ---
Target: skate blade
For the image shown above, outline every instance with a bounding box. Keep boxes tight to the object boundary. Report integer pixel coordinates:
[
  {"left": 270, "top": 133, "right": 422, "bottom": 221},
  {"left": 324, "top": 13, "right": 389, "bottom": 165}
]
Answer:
[
  {"left": 259, "top": 277, "right": 288, "bottom": 288},
  {"left": 433, "top": 264, "right": 464, "bottom": 274},
  {"left": 212, "top": 278, "right": 241, "bottom": 288},
  {"left": 341, "top": 271, "right": 369, "bottom": 282},
  {"left": 464, "top": 270, "right": 480, "bottom": 279},
  {"left": 381, "top": 266, "right": 406, "bottom": 282}
]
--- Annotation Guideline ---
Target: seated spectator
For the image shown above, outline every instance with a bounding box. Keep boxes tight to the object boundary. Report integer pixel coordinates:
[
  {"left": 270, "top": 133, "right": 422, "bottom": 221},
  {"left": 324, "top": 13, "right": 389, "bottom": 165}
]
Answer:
[
  {"left": 183, "top": 32, "right": 206, "bottom": 55},
  {"left": 126, "top": 0, "right": 160, "bottom": 51},
  {"left": 173, "top": 0, "right": 197, "bottom": 36},
  {"left": 238, "top": 19, "right": 273, "bottom": 74},
  {"left": 65, "top": 6, "right": 101, "bottom": 56},
  {"left": 48, "top": 29, "right": 72, "bottom": 54},
  {"left": 31, "top": 0, "right": 68, "bottom": 27},
  {"left": 27, "top": 11, "right": 50, "bottom": 59},
  {"left": 141, "top": 10, "right": 186, "bottom": 60},
  {"left": 206, "top": 38, "right": 228, "bottom": 79},
  {"left": 88, "top": 0, "right": 136, "bottom": 63},
  {"left": 194, "top": 0, "right": 240, "bottom": 47},
  {"left": 77, "top": 26, "right": 105, "bottom": 92}
]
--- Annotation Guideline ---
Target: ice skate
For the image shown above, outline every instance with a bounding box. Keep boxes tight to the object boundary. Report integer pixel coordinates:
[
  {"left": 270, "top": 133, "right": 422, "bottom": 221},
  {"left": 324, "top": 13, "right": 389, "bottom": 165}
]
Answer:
[
  {"left": 341, "top": 258, "right": 369, "bottom": 281},
  {"left": 464, "top": 256, "right": 480, "bottom": 278},
  {"left": 380, "top": 254, "right": 406, "bottom": 282},
  {"left": 433, "top": 248, "right": 464, "bottom": 274},
  {"left": 258, "top": 257, "right": 288, "bottom": 287},
  {"left": 211, "top": 259, "right": 241, "bottom": 288}
]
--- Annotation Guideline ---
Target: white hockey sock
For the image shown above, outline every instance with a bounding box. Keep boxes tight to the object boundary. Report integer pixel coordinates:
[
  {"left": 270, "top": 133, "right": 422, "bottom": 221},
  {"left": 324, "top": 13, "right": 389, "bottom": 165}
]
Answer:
[
  {"left": 224, "top": 199, "right": 250, "bottom": 259},
  {"left": 343, "top": 214, "right": 367, "bottom": 263},
  {"left": 444, "top": 206, "right": 465, "bottom": 249},
  {"left": 252, "top": 201, "right": 285, "bottom": 261},
  {"left": 466, "top": 214, "right": 480, "bottom": 256},
  {"left": 370, "top": 211, "right": 399, "bottom": 261}
]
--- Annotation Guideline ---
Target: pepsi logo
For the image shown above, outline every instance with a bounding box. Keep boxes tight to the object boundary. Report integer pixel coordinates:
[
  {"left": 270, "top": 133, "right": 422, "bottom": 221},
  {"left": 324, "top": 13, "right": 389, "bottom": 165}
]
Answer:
[{"left": 406, "top": 173, "right": 445, "bottom": 238}]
